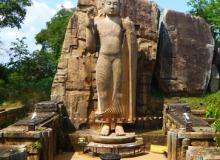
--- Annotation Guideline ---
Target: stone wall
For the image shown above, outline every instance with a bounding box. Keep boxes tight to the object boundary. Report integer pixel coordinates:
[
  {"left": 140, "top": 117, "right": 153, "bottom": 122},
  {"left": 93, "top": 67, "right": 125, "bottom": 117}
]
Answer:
[
  {"left": 186, "top": 146, "right": 220, "bottom": 160},
  {"left": 51, "top": 0, "right": 161, "bottom": 129},
  {"left": 167, "top": 130, "right": 219, "bottom": 160},
  {"left": 0, "top": 115, "right": 61, "bottom": 160},
  {"left": 0, "top": 107, "right": 25, "bottom": 129}
]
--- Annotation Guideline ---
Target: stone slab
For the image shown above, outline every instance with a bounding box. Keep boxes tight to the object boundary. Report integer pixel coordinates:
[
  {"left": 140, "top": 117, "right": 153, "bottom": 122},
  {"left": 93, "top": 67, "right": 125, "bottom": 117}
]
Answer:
[
  {"left": 168, "top": 113, "right": 209, "bottom": 127},
  {"left": 86, "top": 139, "right": 145, "bottom": 156},
  {"left": 168, "top": 103, "right": 190, "bottom": 113},
  {"left": 92, "top": 133, "right": 136, "bottom": 144},
  {"left": 0, "top": 145, "right": 27, "bottom": 160},
  {"left": 186, "top": 146, "right": 220, "bottom": 160},
  {"left": 178, "top": 130, "right": 220, "bottom": 139},
  {"left": 14, "top": 112, "right": 56, "bottom": 126},
  {"left": 167, "top": 103, "right": 209, "bottom": 128},
  {"left": 2, "top": 130, "right": 41, "bottom": 139},
  {"left": 35, "top": 101, "right": 58, "bottom": 113}
]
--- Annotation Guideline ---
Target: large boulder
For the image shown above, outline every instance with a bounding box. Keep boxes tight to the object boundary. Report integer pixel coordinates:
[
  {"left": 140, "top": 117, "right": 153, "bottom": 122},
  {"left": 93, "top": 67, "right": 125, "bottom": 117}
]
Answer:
[
  {"left": 209, "top": 65, "right": 220, "bottom": 92},
  {"left": 156, "top": 10, "right": 214, "bottom": 95}
]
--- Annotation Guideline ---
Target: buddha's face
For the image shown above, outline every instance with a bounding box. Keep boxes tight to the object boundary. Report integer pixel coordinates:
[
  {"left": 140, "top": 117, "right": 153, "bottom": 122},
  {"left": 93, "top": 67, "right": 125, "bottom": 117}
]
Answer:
[{"left": 104, "top": 0, "right": 120, "bottom": 16}]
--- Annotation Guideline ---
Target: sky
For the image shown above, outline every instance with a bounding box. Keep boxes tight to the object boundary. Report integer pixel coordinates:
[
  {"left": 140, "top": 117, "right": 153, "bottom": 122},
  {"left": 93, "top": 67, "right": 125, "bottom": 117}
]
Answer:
[{"left": 0, "top": 0, "right": 190, "bottom": 64}]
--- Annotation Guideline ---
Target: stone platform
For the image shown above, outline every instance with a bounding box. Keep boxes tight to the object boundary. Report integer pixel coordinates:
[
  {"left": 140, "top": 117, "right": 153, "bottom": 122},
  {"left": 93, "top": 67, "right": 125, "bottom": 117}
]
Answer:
[
  {"left": 14, "top": 112, "right": 56, "bottom": 126},
  {"left": 69, "top": 129, "right": 166, "bottom": 152},
  {"left": 92, "top": 133, "right": 136, "bottom": 144},
  {"left": 84, "top": 139, "right": 145, "bottom": 157}
]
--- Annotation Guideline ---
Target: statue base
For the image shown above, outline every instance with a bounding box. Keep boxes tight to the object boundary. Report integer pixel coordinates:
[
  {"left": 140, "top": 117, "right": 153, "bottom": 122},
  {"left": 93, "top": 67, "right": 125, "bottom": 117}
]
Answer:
[
  {"left": 84, "top": 137, "right": 145, "bottom": 157},
  {"left": 92, "top": 133, "right": 135, "bottom": 144}
]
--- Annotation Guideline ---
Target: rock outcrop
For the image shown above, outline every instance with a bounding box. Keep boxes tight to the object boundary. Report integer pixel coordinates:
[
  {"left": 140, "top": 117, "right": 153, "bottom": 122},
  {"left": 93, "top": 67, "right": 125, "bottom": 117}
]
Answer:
[
  {"left": 156, "top": 10, "right": 214, "bottom": 95},
  {"left": 51, "top": 2, "right": 216, "bottom": 129},
  {"left": 209, "top": 65, "right": 220, "bottom": 92},
  {"left": 51, "top": 0, "right": 160, "bottom": 129}
]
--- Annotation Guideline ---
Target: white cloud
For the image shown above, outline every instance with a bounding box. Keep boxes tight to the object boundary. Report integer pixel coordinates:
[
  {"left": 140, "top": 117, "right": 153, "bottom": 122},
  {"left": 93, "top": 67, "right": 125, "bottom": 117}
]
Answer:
[
  {"left": 25, "top": 1, "right": 56, "bottom": 25},
  {"left": 0, "top": 0, "right": 79, "bottom": 64},
  {"left": 56, "top": 0, "right": 74, "bottom": 9},
  {"left": 0, "top": 1, "right": 56, "bottom": 64}
]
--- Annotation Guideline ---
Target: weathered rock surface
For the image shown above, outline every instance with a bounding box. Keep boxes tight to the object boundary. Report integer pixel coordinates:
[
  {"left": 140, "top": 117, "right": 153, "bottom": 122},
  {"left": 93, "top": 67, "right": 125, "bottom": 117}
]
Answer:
[
  {"left": 209, "top": 65, "right": 220, "bottom": 92},
  {"left": 156, "top": 10, "right": 214, "bottom": 95},
  {"left": 0, "top": 145, "right": 27, "bottom": 160},
  {"left": 186, "top": 146, "right": 220, "bottom": 160},
  {"left": 213, "top": 47, "right": 220, "bottom": 74},
  {"left": 35, "top": 101, "right": 59, "bottom": 113},
  {"left": 51, "top": 2, "right": 216, "bottom": 129},
  {"left": 51, "top": 0, "right": 160, "bottom": 129}
]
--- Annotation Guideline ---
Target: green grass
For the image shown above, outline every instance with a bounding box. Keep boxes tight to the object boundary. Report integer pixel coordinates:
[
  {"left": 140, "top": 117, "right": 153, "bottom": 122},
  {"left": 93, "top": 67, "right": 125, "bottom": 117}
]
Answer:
[
  {"left": 0, "top": 101, "right": 23, "bottom": 109},
  {"left": 179, "top": 91, "right": 220, "bottom": 111},
  {"left": 179, "top": 91, "right": 220, "bottom": 146},
  {"left": 146, "top": 129, "right": 163, "bottom": 135}
]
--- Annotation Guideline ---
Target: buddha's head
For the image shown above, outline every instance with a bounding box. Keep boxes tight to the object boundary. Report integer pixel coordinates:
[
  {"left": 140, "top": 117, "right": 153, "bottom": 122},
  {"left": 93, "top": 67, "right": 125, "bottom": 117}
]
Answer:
[{"left": 103, "top": 0, "right": 120, "bottom": 16}]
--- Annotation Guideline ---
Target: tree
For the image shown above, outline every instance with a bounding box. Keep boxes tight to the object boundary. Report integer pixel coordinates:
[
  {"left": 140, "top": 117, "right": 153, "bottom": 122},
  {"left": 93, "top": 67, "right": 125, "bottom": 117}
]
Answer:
[
  {"left": 35, "top": 8, "right": 74, "bottom": 60},
  {"left": 187, "top": 0, "right": 220, "bottom": 44},
  {"left": 1, "top": 8, "right": 74, "bottom": 104},
  {"left": 8, "top": 37, "right": 30, "bottom": 71},
  {"left": 0, "top": 0, "right": 32, "bottom": 29},
  {"left": 0, "top": 64, "right": 9, "bottom": 103}
]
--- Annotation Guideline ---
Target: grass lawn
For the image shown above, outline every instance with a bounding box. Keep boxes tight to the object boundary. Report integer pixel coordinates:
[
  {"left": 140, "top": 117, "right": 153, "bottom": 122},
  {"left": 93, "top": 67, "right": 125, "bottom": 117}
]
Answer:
[{"left": 0, "top": 101, "right": 23, "bottom": 109}]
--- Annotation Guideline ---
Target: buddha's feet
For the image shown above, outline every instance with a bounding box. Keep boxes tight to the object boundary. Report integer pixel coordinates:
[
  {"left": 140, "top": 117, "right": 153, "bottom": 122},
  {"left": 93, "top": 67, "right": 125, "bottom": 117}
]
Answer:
[
  {"left": 100, "top": 124, "right": 110, "bottom": 136},
  {"left": 95, "top": 110, "right": 105, "bottom": 119},
  {"left": 115, "top": 124, "right": 126, "bottom": 136}
]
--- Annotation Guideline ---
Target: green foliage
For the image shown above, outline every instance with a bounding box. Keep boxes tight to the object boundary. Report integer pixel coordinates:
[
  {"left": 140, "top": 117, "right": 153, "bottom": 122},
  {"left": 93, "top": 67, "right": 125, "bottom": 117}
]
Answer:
[
  {"left": 31, "top": 141, "right": 42, "bottom": 151},
  {"left": 212, "top": 120, "right": 220, "bottom": 132},
  {"left": 0, "top": 101, "right": 23, "bottom": 109},
  {"left": 35, "top": 8, "right": 74, "bottom": 60},
  {"left": 180, "top": 91, "right": 220, "bottom": 110},
  {"left": 8, "top": 37, "right": 30, "bottom": 70},
  {"left": 0, "top": 0, "right": 32, "bottom": 29},
  {"left": 187, "top": 0, "right": 220, "bottom": 44},
  {"left": 0, "top": 8, "right": 74, "bottom": 106},
  {"left": 180, "top": 91, "right": 220, "bottom": 145},
  {"left": 212, "top": 120, "right": 220, "bottom": 146},
  {"left": 0, "top": 64, "right": 9, "bottom": 104},
  {"left": 0, "top": 38, "right": 54, "bottom": 103},
  {"left": 206, "top": 104, "right": 220, "bottom": 118}
]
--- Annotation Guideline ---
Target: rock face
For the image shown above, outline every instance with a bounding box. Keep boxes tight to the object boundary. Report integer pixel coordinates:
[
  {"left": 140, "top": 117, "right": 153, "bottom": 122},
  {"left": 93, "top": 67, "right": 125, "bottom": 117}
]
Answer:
[
  {"left": 209, "top": 65, "right": 220, "bottom": 92},
  {"left": 156, "top": 10, "right": 214, "bottom": 95},
  {"left": 51, "top": 0, "right": 160, "bottom": 129},
  {"left": 51, "top": 2, "right": 216, "bottom": 129},
  {"left": 186, "top": 146, "right": 220, "bottom": 160}
]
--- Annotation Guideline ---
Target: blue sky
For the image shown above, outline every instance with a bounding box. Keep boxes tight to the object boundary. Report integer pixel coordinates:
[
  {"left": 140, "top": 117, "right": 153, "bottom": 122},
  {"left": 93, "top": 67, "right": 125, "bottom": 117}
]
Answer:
[
  {"left": 0, "top": 0, "right": 190, "bottom": 63},
  {"left": 154, "top": 0, "right": 189, "bottom": 12}
]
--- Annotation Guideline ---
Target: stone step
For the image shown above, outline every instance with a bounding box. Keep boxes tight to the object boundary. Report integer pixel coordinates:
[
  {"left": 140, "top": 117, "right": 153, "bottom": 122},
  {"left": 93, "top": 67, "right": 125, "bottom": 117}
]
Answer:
[{"left": 67, "top": 129, "right": 167, "bottom": 152}]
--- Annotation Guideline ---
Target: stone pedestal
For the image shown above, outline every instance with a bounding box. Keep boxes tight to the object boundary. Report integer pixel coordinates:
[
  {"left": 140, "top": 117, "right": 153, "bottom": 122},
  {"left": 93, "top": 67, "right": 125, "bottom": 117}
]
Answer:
[{"left": 92, "top": 133, "right": 135, "bottom": 144}]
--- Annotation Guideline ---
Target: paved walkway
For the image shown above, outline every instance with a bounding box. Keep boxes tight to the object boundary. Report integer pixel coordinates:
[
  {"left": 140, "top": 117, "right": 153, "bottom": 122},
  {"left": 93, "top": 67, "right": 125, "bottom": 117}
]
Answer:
[{"left": 55, "top": 152, "right": 167, "bottom": 160}]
